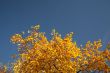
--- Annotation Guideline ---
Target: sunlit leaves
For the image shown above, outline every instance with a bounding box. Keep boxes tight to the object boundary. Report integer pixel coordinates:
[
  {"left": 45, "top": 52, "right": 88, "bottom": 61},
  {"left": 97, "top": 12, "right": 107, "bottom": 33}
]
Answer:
[{"left": 10, "top": 24, "right": 110, "bottom": 73}]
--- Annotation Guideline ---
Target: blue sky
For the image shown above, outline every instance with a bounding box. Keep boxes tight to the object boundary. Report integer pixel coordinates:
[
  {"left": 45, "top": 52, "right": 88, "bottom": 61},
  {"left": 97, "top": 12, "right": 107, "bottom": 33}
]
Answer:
[{"left": 0, "top": 0, "right": 110, "bottom": 63}]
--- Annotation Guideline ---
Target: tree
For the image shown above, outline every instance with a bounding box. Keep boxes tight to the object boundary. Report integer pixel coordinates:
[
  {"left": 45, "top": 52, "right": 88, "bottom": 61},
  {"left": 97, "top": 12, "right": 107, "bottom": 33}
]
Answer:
[
  {"left": 10, "top": 25, "right": 110, "bottom": 73},
  {"left": 0, "top": 64, "right": 8, "bottom": 73}
]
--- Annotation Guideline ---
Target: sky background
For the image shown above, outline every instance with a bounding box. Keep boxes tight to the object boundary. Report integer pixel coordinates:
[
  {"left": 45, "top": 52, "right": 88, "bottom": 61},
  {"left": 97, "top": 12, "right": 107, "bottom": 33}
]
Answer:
[{"left": 0, "top": 0, "right": 110, "bottom": 64}]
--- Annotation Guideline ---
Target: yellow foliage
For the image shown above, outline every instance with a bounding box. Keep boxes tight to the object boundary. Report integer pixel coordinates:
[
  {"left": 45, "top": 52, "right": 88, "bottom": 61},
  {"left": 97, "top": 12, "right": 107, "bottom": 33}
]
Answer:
[{"left": 10, "top": 25, "right": 110, "bottom": 73}]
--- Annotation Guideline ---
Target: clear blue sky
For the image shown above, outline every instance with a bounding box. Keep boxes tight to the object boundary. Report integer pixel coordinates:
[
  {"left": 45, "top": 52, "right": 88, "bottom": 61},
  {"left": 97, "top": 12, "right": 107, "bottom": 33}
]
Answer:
[{"left": 0, "top": 0, "right": 110, "bottom": 63}]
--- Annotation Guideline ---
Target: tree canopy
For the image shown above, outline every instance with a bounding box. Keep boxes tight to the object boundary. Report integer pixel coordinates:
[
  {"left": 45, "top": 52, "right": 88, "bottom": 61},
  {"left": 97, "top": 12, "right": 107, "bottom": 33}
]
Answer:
[{"left": 10, "top": 25, "right": 110, "bottom": 73}]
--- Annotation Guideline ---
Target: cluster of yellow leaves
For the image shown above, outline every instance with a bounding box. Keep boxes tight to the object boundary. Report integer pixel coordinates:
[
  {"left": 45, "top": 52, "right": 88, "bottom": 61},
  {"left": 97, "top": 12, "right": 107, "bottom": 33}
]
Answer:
[
  {"left": 10, "top": 25, "right": 110, "bottom": 73},
  {"left": 0, "top": 64, "right": 11, "bottom": 73},
  {"left": 79, "top": 40, "right": 110, "bottom": 72}
]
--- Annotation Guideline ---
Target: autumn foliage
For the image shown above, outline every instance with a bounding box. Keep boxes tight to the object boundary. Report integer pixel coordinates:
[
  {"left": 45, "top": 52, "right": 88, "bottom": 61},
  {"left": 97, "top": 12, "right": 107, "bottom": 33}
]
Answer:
[
  {"left": 10, "top": 25, "right": 110, "bottom": 73},
  {"left": 0, "top": 64, "right": 9, "bottom": 73}
]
